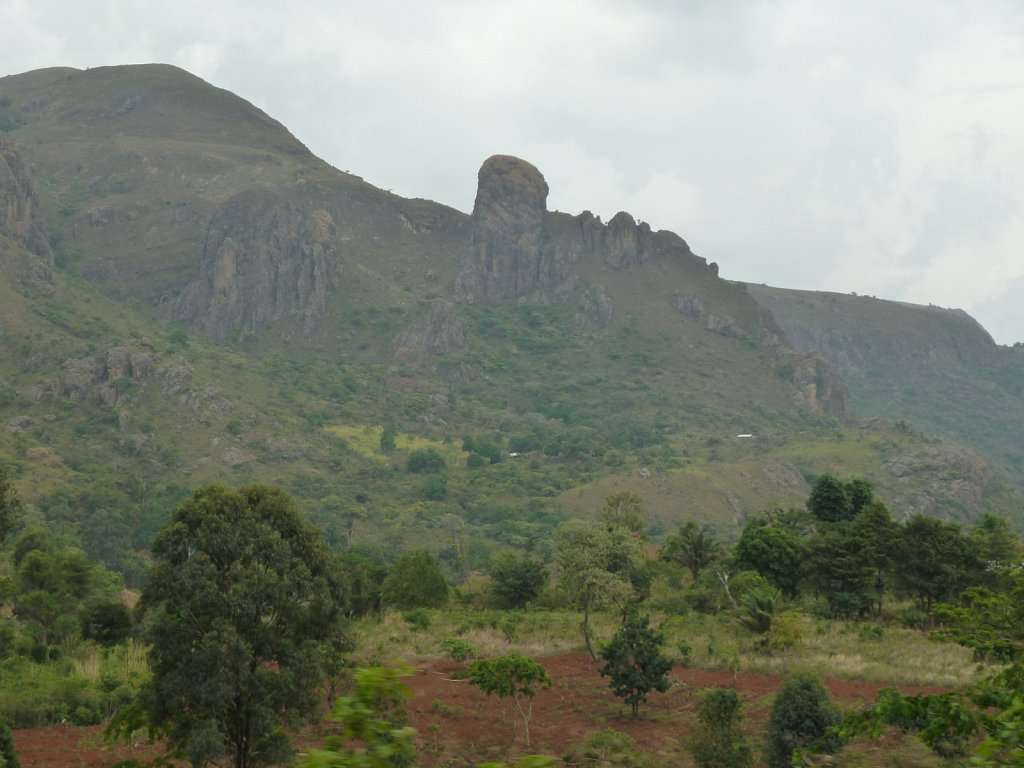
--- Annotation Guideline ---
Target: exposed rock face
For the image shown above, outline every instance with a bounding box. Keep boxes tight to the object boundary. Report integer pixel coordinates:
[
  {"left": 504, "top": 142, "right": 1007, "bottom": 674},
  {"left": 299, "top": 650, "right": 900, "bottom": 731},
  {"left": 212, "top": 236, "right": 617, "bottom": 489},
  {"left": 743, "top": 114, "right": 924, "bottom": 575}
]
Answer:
[
  {"left": 0, "top": 132, "right": 53, "bottom": 274},
  {"left": 789, "top": 352, "right": 849, "bottom": 417},
  {"left": 673, "top": 294, "right": 744, "bottom": 339},
  {"left": 394, "top": 300, "right": 465, "bottom": 364},
  {"left": 38, "top": 342, "right": 156, "bottom": 406},
  {"left": 456, "top": 155, "right": 668, "bottom": 303},
  {"left": 170, "top": 191, "right": 342, "bottom": 340},
  {"left": 456, "top": 155, "right": 566, "bottom": 302}
]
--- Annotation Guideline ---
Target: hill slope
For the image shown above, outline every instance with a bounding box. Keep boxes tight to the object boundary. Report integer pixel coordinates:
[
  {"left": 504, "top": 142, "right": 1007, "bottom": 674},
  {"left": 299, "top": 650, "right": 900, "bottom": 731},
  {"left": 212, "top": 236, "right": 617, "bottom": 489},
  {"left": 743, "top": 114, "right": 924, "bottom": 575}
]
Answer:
[
  {"left": 746, "top": 284, "right": 1024, "bottom": 489},
  {"left": 1, "top": 64, "right": 1021, "bottom": 582}
]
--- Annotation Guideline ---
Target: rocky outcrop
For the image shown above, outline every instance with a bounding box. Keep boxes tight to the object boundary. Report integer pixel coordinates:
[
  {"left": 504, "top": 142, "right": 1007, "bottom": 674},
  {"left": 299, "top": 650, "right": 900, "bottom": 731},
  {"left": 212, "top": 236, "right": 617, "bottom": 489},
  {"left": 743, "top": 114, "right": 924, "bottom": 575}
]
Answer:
[
  {"left": 33, "top": 341, "right": 230, "bottom": 422},
  {"left": 455, "top": 155, "right": 572, "bottom": 302},
  {"left": 170, "top": 190, "right": 342, "bottom": 340},
  {"left": 40, "top": 342, "right": 156, "bottom": 406},
  {"left": 0, "top": 133, "right": 52, "bottom": 263},
  {"left": 788, "top": 352, "right": 849, "bottom": 417},
  {"left": 0, "top": 133, "right": 53, "bottom": 288},
  {"left": 393, "top": 300, "right": 466, "bottom": 364},
  {"left": 455, "top": 155, "right": 673, "bottom": 304},
  {"left": 673, "top": 294, "right": 744, "bottom": 339}
]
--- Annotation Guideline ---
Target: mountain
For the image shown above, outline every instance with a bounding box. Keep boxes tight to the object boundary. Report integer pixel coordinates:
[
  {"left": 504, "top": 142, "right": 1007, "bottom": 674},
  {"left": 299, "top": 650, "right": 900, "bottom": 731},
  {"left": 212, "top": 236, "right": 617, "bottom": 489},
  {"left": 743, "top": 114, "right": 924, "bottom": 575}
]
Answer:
[
  {"left": 0, "top": 64, "right": 1020, "bottom": 578},
  {"left": 745, "top": 285, "right": 1024, "bottom": 489}
]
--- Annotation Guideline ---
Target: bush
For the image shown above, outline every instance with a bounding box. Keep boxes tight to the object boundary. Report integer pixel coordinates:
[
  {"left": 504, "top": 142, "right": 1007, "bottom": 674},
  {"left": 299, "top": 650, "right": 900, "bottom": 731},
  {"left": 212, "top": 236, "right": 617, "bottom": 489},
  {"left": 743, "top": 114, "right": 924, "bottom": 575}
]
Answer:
[
  {"left": 382, "top": 551, "right": 449, "bottom": 609},
  {"left": 440, "top": 638, "right": 476, "bottom": 663},
  {"left": 764, "top": 673, "right": 841, "bottom": 768},
  {"left": 564, "top": 728, "right": 655, "bottom": 768},
  {"left": 489, "top": 553, "right": 547, "bottom": 608},
  {"left": 405, "top": 449, "right": 446, "bottom": 474},
  {"left": 690, "top": 688, "right": 753, "bottom": 768},
  {"left": 0, "top": 715, "right": 19, "bottom": 768},
  {"left": 402, "top": 609, "right": 431, "bottom": 632}
]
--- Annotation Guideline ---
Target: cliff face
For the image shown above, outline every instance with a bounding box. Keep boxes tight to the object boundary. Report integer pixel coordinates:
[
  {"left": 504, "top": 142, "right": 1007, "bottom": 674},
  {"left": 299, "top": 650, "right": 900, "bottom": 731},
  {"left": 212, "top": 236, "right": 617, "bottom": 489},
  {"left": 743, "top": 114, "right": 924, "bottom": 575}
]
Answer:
[
  {"left": 456, "top": 155, "right": 668, "bottom": 303},
  {"left": 0, "top": 133, "right": 52, "bottom": 265},
  {"left": 169, "top": 191, "right": 342, "bottom": 340}
]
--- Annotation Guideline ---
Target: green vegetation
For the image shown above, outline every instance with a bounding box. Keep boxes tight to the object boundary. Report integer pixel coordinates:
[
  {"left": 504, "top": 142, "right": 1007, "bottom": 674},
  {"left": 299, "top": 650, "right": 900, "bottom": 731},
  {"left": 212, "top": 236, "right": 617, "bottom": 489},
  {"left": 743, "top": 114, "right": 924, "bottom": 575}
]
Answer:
[
  {"left": 300, "top": 666, "right": 416, "bottom": 768},
  {"left": 764, "top": 673, "right": 841, "bottom": 768},
  {"left": 690, "top": 688, "right": 753, "bottom": 768},
  {"left": 598, "top": 612, "right": 673, "bottom": 719},
  {"left": 465, "top": 654, "right": 551, "bottom": 747},
  {"left": 554, "top": 519, "right": 645, "bottom": 660},
  {"left": 141, "top": 484, "right": 349, "bottom": 768},
  {"left": 2, "top": 62, "right": 1024, "bottom": 768}
]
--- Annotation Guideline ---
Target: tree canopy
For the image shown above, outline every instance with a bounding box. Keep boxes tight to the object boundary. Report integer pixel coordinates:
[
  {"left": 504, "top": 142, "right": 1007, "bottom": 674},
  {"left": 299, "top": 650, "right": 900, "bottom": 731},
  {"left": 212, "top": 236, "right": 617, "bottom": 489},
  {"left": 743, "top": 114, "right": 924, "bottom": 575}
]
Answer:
[
  {"left": 141, "top": 483, "right": 349, "bottom": 768},
  {"left": 554, "top": 519, "right": 645, "bottom": 659}
]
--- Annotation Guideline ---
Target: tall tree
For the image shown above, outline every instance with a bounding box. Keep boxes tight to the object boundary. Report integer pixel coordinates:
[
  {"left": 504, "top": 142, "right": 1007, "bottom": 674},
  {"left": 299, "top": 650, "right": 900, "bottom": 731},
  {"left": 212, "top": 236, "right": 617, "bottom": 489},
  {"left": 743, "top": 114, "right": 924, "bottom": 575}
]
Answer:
[
  {"left": 598, "top": 612, "right": 673, "bottom": 719},
  {"left": 733, "top": 518, "right": 805, "bottom": 598},
  {"left": 806, "top": 474, "right": 852, "bottom": 523},
  {"left": 554, "top": 519, "right": 645, "bottom": 660},
  {"left": 893, "top": 515, "right": 980, "bottom": 612},
  {"left": 141, "top": 484, "right": 348, "bottom": 768}
]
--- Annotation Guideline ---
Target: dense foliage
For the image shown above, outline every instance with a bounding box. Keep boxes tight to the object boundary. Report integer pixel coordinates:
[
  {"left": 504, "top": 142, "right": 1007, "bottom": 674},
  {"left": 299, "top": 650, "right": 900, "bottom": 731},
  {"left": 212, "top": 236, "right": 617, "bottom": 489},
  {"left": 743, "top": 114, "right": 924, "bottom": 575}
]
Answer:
[
  {"left": 141, "top": 484, "right": 349, "bottom": 768},
  {"left": 598, "top": 612, "right": 673, "bottom": 719}
]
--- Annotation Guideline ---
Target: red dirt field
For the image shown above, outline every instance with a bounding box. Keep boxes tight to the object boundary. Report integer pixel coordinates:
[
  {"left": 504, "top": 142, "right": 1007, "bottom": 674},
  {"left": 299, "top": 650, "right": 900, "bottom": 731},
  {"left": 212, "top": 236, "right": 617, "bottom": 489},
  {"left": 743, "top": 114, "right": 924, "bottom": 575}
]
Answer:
[{"left": 13, "top": 652, "right": 948, "bottom": 767}]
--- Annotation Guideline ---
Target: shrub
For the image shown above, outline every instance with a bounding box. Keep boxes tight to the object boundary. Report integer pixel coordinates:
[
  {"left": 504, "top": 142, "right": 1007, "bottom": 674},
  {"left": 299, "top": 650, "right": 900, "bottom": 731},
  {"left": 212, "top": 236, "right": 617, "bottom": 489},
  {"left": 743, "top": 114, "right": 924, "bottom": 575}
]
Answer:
[
  {"left": 405, "top": 449, "right": 446, "bottom": 474},
  {"left": 690, "top": 688, "right": 753, "bottom": 768},
  {"left": 0, "top": 715, "right": 19, "bottom": 768},
  {"left": 402, "top": 609, "right": 431, "bottom": 632},
  {"left": 564, "top": 728, "right": 655, "bottom": 768},
  {"left": 382, "top": 550, "right": 449, "bottom": 609},
  {"left": 440, "top": 638, "right": 476, "bottom": 663},
  {"left": 489, "top": 553, "right": 547, "bottom": 608},
  {"left": 764, "top": 673, "right": 841, "bottom": 768}
]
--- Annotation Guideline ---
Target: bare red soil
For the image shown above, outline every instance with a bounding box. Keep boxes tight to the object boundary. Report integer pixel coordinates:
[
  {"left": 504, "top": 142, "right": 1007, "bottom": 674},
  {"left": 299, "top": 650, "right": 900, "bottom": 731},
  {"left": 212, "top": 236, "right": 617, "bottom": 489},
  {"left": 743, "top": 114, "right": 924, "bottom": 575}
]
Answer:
[{"left": 13, "top": 652, "right": 947, "bottom": 767}]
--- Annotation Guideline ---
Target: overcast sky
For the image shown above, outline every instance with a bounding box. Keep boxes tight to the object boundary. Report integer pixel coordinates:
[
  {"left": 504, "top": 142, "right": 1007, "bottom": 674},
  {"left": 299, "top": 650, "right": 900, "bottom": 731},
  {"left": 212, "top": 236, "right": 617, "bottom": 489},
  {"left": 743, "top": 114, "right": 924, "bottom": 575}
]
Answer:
[{"left": 3, "top": 1, "right": 1023, "bottom": 344}]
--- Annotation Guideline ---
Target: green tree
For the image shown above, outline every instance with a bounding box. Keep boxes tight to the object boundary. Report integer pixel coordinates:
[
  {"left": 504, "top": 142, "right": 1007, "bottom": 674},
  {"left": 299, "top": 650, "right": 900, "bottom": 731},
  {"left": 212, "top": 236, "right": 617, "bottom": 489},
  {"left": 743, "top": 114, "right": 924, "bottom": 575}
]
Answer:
[
  {"left": 598, "top": 612, "right": 672, "bottom": 719},
  {"left": 466, "top": 654, "right": 551, "bottom": 747},
  {"left": 806, "top": 474, "right": 851, "bottom": 523},
  {"left": 733, "top": 518, "right": 805, "bottom": 598},
  {"left": 893, "top": 515, "right": 979, "bottom": 612},
  {"left": 489, "top": 552, "right": 547, "bottom": 608},
  {"left": 764, "top": 673, "right": 841, "bottom": 768},
  {"left": 598, "top": 493, "right": 646, "bottom": 537},
  {"left": 405, "top": 449, "right": 446, "bottom": 474},
  {"left": 13, "top": 543, "right": 100, "bottom": 646},
  {"left": 0, "top": 715, "right": 20, "bottom": 768},
  {"left": 0, "top": 466, "right": 20, "bottom": 547},
  {"left": 141, "top": 484, "right": 349, "bottom": 768},
  {"left": 301, "top": 667, "right": 416, "bottom": 768},
  {"left": 554, "top": 519, "right": 645, "bottom": 660},
  {"left": 381, "top": 550, "right": 448, "bottom": 609},
  {"left": 379, "top": 425, "right": 397, "bottom": 454},
  {"left": 736, "top": 585, "right": 781, "bottom": 646},
  {"left": 690, "top": 688, "right": 753, "bottom": 768},
  {"left": 662, "top": 521, "right": 721, "bottom": 581}
]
